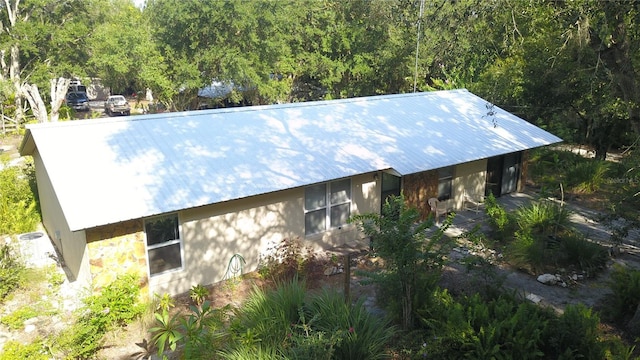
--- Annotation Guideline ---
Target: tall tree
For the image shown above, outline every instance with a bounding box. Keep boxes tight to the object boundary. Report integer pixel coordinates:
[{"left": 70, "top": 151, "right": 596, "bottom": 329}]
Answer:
[{"left": 0, "top": 0, "right": 92, "bottom": 122}]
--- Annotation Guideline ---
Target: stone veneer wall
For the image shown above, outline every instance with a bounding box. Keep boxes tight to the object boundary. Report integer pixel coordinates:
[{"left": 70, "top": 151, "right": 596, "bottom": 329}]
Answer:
[
  {"left": 85, "top": 219, "right": 149, "bottom": 298},
  {"left": 403, "top": 170, "right": 438, "bottom": 220}
]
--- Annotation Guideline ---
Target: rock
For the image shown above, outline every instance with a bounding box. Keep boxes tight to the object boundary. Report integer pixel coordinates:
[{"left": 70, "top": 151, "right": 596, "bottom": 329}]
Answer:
[
  {"left": 324, "top": 266, "right": 339, "bottom": 276},
  {"left": 526, "top": 293, "right": 542, "bottom": 304},
  {"left": 537, "top": 273, "right": 559, "bottom": 285},
  {"left": 24, "top": 324, "right": 36, "bottom": 333}
]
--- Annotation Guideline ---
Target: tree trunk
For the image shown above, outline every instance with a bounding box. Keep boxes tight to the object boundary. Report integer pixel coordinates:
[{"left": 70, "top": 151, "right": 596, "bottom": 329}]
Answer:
[
  {"left": 9, "top": 45, "right": 23, "bottom": 122},
  {"left": 50, "top": 77, "right": 70, "bottom": 122},
  {"left": 21, "top": 83, "right": 48, "bottom": 122},
  {"left": 402, "top": 281, "right": 413, "bottom": 331}
]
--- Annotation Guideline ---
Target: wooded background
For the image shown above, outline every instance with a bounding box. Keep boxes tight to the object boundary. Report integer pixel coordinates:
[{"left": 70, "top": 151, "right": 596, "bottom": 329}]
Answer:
[{"left": 1, "top": 0, "right": 638, "bottom": 158}]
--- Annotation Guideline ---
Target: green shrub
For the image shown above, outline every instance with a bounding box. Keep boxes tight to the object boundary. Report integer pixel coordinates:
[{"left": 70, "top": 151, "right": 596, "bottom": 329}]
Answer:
[
  {"left": 544, "top": 304, "right": 604, "bottom": 359},
  {"left": 304, "top": 288, "right": 395, "bottom": 360},
  {"left": 83, "top": 273, "right": 146, "bottom": 331},
  {"left": 557, "top": 233, "right": 608, "bottom": 274},
  {"left": 151, "top": 300, "right": 230, "bottom": 360},
  {"left": 514, "top": 200, "right": 572, "bottom": 236},
  {"left": 0, "top": 242, "right": 25, "bottom": 301},
  {"left": 508, "top": 229, "right": 549, "bottom": 274},
  {"left": 190, "top": 284, "right": 209, "bottom": 306},
  {"left": 0, "top": 339, "right": 49, "bottom": 360},
  {"left": 0, "top": 161, "right": 40, "bottom": 235},
  {"left": 606, "top": 264, "right": 640, "bottom": 322},
  {"left": 54, "top": 273, "right": 145, "bottom": 359},
  {"left": 484, "top": 192, "right": 516, "bottom": 241},
  {"left": 565, "top": 159, "right": 610, "bottom": 194},
  {"left": 258, "top": 238, "right": 316, "bottom": 283},
  {"left": 0, "top": 305, "right": 38, "bottom": 330},
  {"left": 230, "top": 276, "right": 306, "bottom": 347}
]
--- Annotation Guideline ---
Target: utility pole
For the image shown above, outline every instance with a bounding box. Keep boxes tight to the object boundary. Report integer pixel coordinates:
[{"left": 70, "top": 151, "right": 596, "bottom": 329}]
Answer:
[{"left": 413, "top": 0, "right": 426, "bottom": 92}]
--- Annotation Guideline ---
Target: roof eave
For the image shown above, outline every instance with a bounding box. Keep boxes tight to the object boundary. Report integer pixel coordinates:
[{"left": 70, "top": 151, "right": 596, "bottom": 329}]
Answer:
[{"left": 18, "top": 128, "right": 35, "bottom": 156}]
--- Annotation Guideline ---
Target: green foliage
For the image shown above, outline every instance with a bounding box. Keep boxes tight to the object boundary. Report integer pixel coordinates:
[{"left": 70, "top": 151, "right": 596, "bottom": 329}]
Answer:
[
  {"left": 0, "top": 162, "right": 40, "bottom": 235},
  {"left": 545, "top": 304, "right": 605, "bottom": 359},
  {"left": 484, "top": 192, "right": 516, "bottom": 241},
  {"left": 55, "top": 273, "right": 145, "bottom": 359},
  {"left": 556, "top": 233, "right": 608, "bottom": 274},
  {"left": 514, "top": 200, "right": 572, "bottom": 236},
  {"left": 190, "top": 284, "right": 209, "bottom": 306},
  {"left": 0, "top": 305, "right": 38, "bottom": 330},
  {"left": 231, "top": 276, "right": 306, "bottom": 347},
  {"left": 0, "top": 242, "right": 25, "bottom": 301},
  {"left": 82, "top": 273, "right": 146, "bottom": 331},
  {"left": 303, "top": 288, "right": 395, "bottom": 360},
  {"left": 349, "top": 194, "right": 453, "bottom": 330},
  {"left": 606, "top": 264, "right": 640, "bottom": 322},
  {"left": 225, "top": 279, "right": 393, "bottom": 359},
  {"left": 414, "top": 288, "right": 633, "bottom": 359},
  {"left": 0, "top": 339, "right": 49, "bottom": 360},
  {"left": 566, "top": 159, "right": 610, "bottom": 194},
  {"left": 258, "top": 238, "right": 315, "bottom": 283}
]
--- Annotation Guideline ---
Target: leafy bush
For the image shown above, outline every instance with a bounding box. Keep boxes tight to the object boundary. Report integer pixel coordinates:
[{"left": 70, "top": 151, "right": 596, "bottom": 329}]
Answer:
[
  {"left": 190, "top": 284, "right": 209, "bottom": 306},
  {"left": 303, "top": 288, "right": 395, "bottom": 360},
  {"left": 606, "top": 264, "right": 640, "bottom": 322},
  {"left": 0, "top": 242, "right": 25, "bottom": 301},
  {"left": 544, "top": 304, "right": 605, "bottom": 359},
  {"left": 0, "top": 339, "right": 49, "bottom": 360},
  {"left": 0, "top": 161, "right": 40, "bottom": 235},
  {"left": 514, "top": 200, "right": 572, "bottom": 236},
  {"left": 0, "top": 305, "right": 38, "bottom": 330},
  {"left": 508, "top": 229, "right": 549, "bottom": 273},
  {"left": 556, "top": 233, "right": 608, "bottom": 274},
  {"left": 565, "top": 159, "right": 610, "bottom": 194},
  {"left": 221, "top": 278, "right": 394, "bottom": 359},
  {"left": 484, "top": 192, "right": 516, "bottom": 241},
  {"left": 230, "top": 276, "right": 306, "bottom": 347},
  {"left": 349, "top": 194, "right": 452, "bottom": 330},
  {"left": 258, "top": 238, "right": 316, "bottom": 283},
  {"left": 151, "top": 300, "right": 230, "bottom": 360},
  {"left": 54, "top": 273, "right": 145, "bottom": 359},
  {"left": 417, "top": 290, "right": 551, "bottom": 359}
]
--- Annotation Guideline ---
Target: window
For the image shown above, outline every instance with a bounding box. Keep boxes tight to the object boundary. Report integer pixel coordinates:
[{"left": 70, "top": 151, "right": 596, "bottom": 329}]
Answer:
[
  {"left": 145, "top": 214, "right": 183, "bottom": 276},
  {"left": 304, "top": 179, "right": 351, "bottom": 236},
  {"left": 437, "top": 166, "right": 454, "bottom": 201}
]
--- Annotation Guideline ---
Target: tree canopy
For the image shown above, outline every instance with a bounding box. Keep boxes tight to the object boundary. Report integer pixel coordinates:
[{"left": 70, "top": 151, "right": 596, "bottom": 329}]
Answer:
[{"left": 1, "top": 0, "right": 639, "bottom": 154}]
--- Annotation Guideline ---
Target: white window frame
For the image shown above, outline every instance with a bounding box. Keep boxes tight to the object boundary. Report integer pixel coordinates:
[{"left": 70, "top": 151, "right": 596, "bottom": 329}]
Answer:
[
  {"left": 304, "top": 179, "right": 351, "bottom": 236},
  {"left": 144, "top": 213, "right": 184, "bottom": 276}
]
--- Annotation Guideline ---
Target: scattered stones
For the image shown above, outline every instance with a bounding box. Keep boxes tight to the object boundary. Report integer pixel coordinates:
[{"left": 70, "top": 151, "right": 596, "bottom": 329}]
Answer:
[
  {"left": 526, "top": 293, "right": 542, "bottom": 304},
  {"left": 537, "top": 273, "right": 560, "bottom": 285}
]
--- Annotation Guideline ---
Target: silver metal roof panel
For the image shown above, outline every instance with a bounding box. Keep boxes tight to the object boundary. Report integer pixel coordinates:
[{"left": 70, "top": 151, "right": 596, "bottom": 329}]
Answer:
[{"left": 21, "top": 89, "right": 562, "bottom": 231}]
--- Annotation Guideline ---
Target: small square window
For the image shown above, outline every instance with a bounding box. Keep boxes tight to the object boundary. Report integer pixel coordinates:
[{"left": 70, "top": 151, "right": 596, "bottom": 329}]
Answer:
[{"left": 145, "top": 214, "right": 183, "bottom": 276}]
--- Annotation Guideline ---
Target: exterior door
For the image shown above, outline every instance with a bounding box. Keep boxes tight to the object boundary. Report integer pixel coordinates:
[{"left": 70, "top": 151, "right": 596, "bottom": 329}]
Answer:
[
  {"left": 501, "top": 152, "right": 521, "bottom": 195},
  {"left": 381, "top": 172, "right": 401, "bottom": 211},
  {"left": 485, "top": 156, "right": 503, "bottom": 197},
  {"left": 485, "top": 152, "right": 522, "bottom": 197}
]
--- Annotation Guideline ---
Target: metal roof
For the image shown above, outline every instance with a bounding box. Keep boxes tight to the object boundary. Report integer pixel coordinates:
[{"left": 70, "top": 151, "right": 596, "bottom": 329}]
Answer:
[{"left": 20, "top": 89, "right": 562, "bottom": 231}]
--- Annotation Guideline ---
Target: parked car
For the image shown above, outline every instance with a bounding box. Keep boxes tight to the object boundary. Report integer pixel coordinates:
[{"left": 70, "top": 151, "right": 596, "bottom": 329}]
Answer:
[
  {"left": 104, "top": 95, "right": 130, "bottom": 116},
  {"left": 65, "top": 92, "right": 90, "bottom": 112}
]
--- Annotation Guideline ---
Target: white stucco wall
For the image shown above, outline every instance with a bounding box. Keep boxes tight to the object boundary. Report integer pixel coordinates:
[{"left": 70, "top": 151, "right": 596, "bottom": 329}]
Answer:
[
  {"left": 452, "top": 159, "right": 487, "bottom": 210},
  {"left": 148, "top": 173, "right": 379, "bottom": 296},
  {"left": 33, "top": 149, "right": 91, "bottom": 287}
]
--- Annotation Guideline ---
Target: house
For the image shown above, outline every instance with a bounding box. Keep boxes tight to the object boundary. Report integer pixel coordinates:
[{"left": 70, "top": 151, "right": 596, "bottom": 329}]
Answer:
[{"left": 19, "top": 89, "right": 562, "bottom": 297}]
